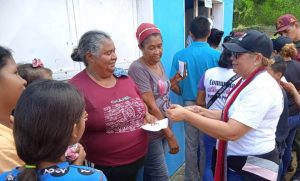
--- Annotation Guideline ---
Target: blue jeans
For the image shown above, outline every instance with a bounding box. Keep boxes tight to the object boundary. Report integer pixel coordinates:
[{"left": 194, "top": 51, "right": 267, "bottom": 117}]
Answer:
[
  {"left": 282, "top": 114, "right": 300, "bottom": 176},
  {"left": 227, "top": 169, "right": 244, "bottom": 181},
  {"left": 278, "top": 158, "right": 283, "bottom": 181},
  {"left": 203, "top": 134, "right": 216, "bottom": 181},
  {"left": 143, "top": 137, "right": 168, "bottom": 181},
  {"left": 184, "top": 101, "right": 205, "bottom": 181}
]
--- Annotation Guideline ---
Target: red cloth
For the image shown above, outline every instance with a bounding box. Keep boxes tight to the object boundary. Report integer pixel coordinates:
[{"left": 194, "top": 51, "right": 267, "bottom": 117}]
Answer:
[
  {"left": 214, "top": 67, "right": 265, "bottom": 181},
  {"left": 69, "top": 70, "right": 148, "bottom": 166},
  {"left": 136, "top": 23, "right": 160, "bottom": 45},
  {"left": 276, "top": 14, "right": 298, "bottom": 33}
]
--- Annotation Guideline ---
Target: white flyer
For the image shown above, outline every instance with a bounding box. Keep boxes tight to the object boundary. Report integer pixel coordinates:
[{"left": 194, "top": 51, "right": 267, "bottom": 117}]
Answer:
[{"left": 141, "top": 118, "right": 168, "bottom": 132}]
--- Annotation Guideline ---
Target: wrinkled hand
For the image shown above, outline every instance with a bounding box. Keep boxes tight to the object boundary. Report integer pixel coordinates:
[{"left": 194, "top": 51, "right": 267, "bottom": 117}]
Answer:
[
  {"left": 166, "top": 104, "right": 187, "bottom": 121},
  {"left": 166, "top": 134, "right": 179, "bottom": 154},
  {"left": 175, "top": 72, "right": 186, "bottom": 81},
  {"left": 171, "top": 72, "right": 186, "bottom": 84},
  {"left": 144, "top": 113, "right": 158, "bottom": 124},
  {"left": 71, "top": 143, "right": 86, "bottom": 165}
]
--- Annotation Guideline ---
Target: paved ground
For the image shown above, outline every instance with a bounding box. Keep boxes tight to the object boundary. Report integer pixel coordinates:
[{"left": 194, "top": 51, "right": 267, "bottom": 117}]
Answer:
[
  {"left": 169, "top": 152, "right": 297, "bottom": 181},
  {"left": 169, "top": 164, "right": 184, "bottom": 181}
]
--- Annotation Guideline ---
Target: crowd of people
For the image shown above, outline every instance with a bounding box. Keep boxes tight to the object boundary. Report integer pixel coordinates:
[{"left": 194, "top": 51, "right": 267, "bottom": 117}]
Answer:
[{"left": 0, "top": 13, "right": 300, "bottom": 181}]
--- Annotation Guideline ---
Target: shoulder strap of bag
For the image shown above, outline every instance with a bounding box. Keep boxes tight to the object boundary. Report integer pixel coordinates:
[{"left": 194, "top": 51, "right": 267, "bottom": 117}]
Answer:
[{"left": 206, "top": 74, "right": 240, "bottom": 109}]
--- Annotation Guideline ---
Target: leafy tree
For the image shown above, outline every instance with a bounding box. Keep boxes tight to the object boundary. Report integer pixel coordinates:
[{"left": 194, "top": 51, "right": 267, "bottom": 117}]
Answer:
[{"left": 233, "top": 0, "right": 300, "bottom": 28}]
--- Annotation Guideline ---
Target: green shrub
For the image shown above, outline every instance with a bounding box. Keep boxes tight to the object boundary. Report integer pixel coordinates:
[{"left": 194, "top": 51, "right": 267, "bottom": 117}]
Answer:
[{"left": 233, "top": 0, "right": 300, "bottom": 28}]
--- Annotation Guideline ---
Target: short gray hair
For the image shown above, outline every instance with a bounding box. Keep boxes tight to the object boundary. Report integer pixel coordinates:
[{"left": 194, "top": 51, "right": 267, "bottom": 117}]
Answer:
[{"left": 71, "top": 30, "right": 111, "bottom": 66}]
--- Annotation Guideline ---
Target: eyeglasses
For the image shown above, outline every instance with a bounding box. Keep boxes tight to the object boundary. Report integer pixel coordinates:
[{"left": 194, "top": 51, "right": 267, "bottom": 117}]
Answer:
[
  {"left": 232, "top": 52, "right": 245, "bottom": 59},
  {"left": 232, "top": 52, "right": 257, "bottom": 59}
]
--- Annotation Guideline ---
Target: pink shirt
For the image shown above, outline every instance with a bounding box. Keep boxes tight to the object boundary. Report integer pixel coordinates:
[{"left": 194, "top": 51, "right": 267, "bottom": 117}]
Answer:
[{"left": 69, "top": 70, "right": 147, "bottom": 166}]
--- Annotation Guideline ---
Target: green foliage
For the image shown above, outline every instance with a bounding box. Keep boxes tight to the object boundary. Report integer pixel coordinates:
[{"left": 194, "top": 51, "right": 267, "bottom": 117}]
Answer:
[{"left": 233, "top": 0, "right": 300, "bottom": 28}]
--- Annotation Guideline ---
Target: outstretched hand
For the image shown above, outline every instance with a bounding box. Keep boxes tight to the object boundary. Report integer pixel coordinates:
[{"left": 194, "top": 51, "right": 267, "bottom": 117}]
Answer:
[
  {"left": 185, "top": 105, "right": 206, "bottom": 116},
  {"left": 166, "top": 104, "right": 187, "bottom": 121}
]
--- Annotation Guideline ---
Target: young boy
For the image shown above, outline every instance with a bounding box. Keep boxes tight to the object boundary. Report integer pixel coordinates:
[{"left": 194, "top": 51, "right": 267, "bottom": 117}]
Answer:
[{"left": 267, "top": 55, "right": 289, "bottom": 180}]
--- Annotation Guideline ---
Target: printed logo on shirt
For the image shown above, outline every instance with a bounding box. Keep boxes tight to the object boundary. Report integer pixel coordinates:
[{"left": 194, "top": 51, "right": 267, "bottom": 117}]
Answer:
[
  {"left": 207, "top": 79, "right": 237, "bottom": 101},
  {"left": 160, "top": 95, "right": 171, "bottom": 113},
  {"left": 4, "top": 173, "right": 15, "bottom": 181},
  {"left": 104, "top": 97, "right": 145, "bottom": 134},
  {"left": 41, "top": 166, "right": 70, "bottom": 177},
  {"left": 77, "top": 168, "right": 95, "bottom": 175},
  {"left": 154, "top": 80, "right": 170, "bottom": 96}
]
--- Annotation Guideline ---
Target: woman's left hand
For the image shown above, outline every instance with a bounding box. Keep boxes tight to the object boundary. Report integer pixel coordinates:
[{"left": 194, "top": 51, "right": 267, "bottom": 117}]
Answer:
[
  {"left": 166, "top": 104, "right": 187, "bottom": 121},
  {"left": 144, "top": 113, "right": 158, "bottom": 124}
]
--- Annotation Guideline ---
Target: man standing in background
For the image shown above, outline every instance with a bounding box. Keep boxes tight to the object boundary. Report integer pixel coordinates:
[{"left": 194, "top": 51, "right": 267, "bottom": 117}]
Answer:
[
  {"left": 275, "top": 14, "right": 300, "bottom": 61},
  {"left": 170, "top": 16, "right": 220, "bottom": 181}
]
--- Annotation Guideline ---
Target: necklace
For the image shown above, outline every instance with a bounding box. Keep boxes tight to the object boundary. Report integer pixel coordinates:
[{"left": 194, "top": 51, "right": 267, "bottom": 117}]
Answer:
[{"left": 86, "top": 70, "right": 116, "bottom": 88}]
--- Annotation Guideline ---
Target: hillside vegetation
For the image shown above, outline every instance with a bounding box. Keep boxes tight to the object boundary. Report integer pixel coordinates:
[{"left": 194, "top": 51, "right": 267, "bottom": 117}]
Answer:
[{"left": 233, "top": 0, "right": 300, "bottom": 35}]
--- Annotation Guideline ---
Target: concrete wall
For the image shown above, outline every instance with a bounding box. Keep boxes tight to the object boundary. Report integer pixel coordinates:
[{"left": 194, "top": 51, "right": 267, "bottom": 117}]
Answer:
[{"left": 153, "top": 0, "right": 186, "bottom": 176}]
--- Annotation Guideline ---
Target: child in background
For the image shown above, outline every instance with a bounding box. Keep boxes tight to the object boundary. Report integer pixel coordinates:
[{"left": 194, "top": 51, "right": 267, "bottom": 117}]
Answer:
[
  {"left": 0, "top": 80, "right": 107, "bottom": 180},
  {"left": 266, "top": 55, "right": 289, "bottom": 180},
  {"left": 18, "top": 58, "right": 52, "bottom": 85},
  {"left": 207, "top": 28, "right": 224, "bottom": 49},
  {"left": 272, "top": 36, "right": 300, "bottom": 178},
  {"left": 0, "top": 46, "right": 27, "bottom": 173}
]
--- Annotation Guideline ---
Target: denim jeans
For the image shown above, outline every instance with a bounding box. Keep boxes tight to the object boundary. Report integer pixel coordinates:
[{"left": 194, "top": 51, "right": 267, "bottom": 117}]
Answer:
[
  {"left": 282, "top": 114, "right": 300, "bottom": 176},
  {"left": 278, "top": 158, "right": 283, "bottom": 181},
  {"left": 143, "top": 137, "right": 168, "bottom": 181},
  {"left": 184, "top": 101, "right": 205, "bottom": 181},
  {"left": 203, "top": 134, "right": 216, "bottom": 181},
  {"left": 227, "top": 169, "right": 244, "bottom": 181}
]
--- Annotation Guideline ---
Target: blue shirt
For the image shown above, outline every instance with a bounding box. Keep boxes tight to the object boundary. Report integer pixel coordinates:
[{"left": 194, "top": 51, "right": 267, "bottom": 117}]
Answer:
[
  {"left": 171, "top": 41, "right": 220, "bottom": 101},
  {"left": 0, "top": 162, "right": 107, "bottom": 181}
]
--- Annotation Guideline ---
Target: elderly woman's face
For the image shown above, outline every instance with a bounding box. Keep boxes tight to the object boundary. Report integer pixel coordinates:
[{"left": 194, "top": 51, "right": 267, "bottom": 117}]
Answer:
[
  {"left": 141, "top": 35, "right": 163, "bottom": 64},
  {"left": 231, "top": 52, "right": 258, "bottom": 78},
  {"left": 91, "top": 39, "right": 117, "bottom": 74}
]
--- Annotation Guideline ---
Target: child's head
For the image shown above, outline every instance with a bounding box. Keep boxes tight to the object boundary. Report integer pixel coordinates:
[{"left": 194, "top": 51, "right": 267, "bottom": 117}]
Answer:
[
  {"left": 272, "top": 36, "right": 297, "bottom": 59},
  {"left": 18, "top": 59, "right": 53, "bottom": 86},
  {"left": 14, "top": 80, "right": 85, "bottom": 179},
  {"left": 208, "top": 28, "right": 224, "bottom": 48},
  {"left": 218, "top": 48, "right": 232, "bottom": 68},
  {"left": 219, "top": 38, "right": 242, "bottom": 69},
  {"left": 267, "top": 55, "right": 287, "bottom": 82},
  {"left": 0, "top": 46, "right": 27, "bottom": 112}
]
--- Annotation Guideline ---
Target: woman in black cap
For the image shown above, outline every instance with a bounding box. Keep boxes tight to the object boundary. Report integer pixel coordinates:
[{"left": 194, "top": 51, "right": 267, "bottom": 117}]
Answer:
[{"left": 167, "top": 30, "right": 283, "bottom": 181}]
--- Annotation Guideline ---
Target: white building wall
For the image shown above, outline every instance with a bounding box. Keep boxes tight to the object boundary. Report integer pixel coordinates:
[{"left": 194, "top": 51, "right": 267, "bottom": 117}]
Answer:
[{"left": 0, "top": 0, "right": 153, "bottom": 80}]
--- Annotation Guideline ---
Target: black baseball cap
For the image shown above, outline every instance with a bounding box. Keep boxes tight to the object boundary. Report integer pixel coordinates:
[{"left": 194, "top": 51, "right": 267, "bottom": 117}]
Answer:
[
  {"left": 272, "top": 36, "right": 293, "bottom": 52},
  {"left": 222, "top": 30, "right": 273, "bottom": 58}
]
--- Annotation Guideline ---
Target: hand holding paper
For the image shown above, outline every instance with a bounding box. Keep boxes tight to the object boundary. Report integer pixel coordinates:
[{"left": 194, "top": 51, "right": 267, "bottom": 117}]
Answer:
[
  {"left": 141, "top": 118, "right": 168, "bottom": 131},
  {"left": 178, "top": 60, "right": 187, "bottom": 78}
]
